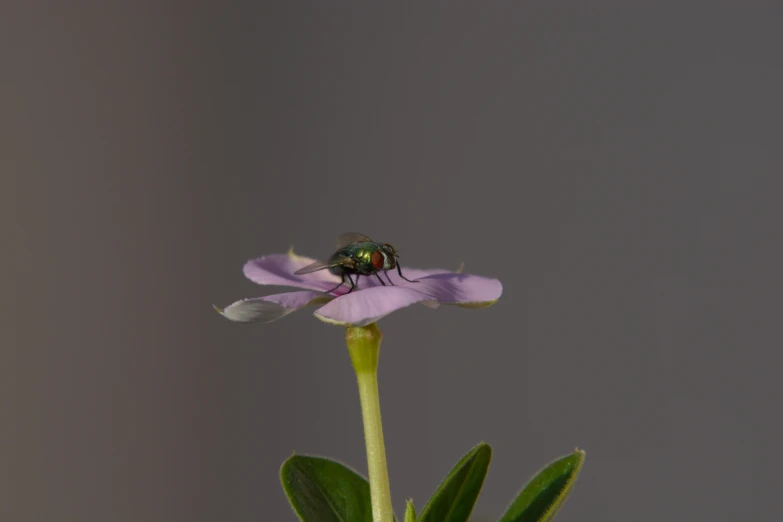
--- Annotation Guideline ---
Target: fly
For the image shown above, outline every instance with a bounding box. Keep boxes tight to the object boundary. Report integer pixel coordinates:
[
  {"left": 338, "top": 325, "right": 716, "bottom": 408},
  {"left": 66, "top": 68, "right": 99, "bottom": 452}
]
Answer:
[{"left": 294, "top": 232, "right": 419, "bottom": 294}]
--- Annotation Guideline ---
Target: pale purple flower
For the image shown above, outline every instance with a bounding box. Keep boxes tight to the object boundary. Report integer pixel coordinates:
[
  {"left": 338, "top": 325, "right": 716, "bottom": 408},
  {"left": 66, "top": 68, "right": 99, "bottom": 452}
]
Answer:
[{"left": 215, "top": 249, "right": 502, "bottom": 327}]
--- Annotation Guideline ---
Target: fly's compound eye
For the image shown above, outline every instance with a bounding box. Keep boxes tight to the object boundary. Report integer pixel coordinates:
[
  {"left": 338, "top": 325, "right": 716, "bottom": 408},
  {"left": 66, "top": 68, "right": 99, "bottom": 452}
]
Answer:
[{"left": 371, "top": 250, "right": 385, "bottom": 269}]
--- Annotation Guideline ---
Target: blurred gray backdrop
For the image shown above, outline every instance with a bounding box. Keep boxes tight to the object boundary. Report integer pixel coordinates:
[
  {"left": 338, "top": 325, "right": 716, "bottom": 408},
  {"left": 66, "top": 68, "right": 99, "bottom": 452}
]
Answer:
[{"left": 4, "top": 2, "right": 780, "bottom": 521}]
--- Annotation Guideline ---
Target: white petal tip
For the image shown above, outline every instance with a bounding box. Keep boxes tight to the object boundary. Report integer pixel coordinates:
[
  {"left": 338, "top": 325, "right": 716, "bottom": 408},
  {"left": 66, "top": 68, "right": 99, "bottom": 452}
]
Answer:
[
  {"left": 313, "top": 310, "right": 375, "bottom": 327},
  {"left": 313, "top": 311, "right": 350, "bottom": 326},
  {"left": 453, "top": 299, "right": 499, "bottom": 309}
]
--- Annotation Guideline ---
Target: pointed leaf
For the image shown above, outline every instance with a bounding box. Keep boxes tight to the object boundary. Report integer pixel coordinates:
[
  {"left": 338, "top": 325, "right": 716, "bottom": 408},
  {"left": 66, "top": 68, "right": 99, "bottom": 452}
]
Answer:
[
  {"left": 280, "top": 454, "right": 372, "bottom": 522},
  {"left": 498, "top": 448, "right": 585, "bottom": 522},
  {"left": 404, "top": 500, "right": 416, "bottom": 522},
  {"left": 417, "top": 442, "right": 492, "bottom": 522}
]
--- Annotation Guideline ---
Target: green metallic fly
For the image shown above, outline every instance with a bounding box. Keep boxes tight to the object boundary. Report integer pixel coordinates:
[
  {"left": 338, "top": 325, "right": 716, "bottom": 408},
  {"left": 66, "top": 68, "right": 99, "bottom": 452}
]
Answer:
[{"left": 294, "top": 232, "right": 419, "bottom": 294}]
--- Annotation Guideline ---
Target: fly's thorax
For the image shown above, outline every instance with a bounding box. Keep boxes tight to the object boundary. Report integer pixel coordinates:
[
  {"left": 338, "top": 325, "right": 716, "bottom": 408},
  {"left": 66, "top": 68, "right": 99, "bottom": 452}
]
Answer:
[{"left": 331, "top": 244, "right": 377, "bottom": 275}]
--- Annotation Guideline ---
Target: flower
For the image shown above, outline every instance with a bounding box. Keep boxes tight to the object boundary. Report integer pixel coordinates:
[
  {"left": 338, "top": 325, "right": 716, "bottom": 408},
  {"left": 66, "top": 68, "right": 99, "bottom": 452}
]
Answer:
[{"left": 214, "top": 249, "right": 503, "bottom": 327}]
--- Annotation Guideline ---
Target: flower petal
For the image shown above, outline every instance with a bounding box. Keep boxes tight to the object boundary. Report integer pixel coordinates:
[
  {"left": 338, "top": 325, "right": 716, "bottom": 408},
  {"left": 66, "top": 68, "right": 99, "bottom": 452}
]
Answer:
[
  {"left": 314, "top": 286, "right": 437, "bottom": 327},
  {"left": 215, "top": 291, "right": 332, "bottom": 323},
  {"left": 243, "top": 254, "right": 342, "bottom": 292},
  {"left": 412, "top": 273, "right": 503, "bottom": 307}
]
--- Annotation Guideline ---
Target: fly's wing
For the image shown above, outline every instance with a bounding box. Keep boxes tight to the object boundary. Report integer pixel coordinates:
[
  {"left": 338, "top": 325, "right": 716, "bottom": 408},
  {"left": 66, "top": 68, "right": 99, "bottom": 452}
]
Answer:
[
  {"left": 294, "top": 256, "right": 355, "bottom": 275},
  {"left": 293, "top": 260, "right": 331, "bottom": 275},
  {"left": 336, "top": 232, "right": 374, "bottom": 249}
]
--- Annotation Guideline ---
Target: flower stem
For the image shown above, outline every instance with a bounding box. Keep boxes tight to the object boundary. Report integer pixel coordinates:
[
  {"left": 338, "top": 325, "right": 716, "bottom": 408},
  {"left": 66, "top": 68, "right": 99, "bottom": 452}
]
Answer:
[{"left": 346, "top": 323, "right": 393, "bottom": 522}]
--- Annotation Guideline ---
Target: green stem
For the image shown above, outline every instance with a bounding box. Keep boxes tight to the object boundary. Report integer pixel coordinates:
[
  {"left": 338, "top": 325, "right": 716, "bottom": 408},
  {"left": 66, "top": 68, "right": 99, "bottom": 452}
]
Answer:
[{"left": 346, "top": 323, "right": 393, "bottom": 522}]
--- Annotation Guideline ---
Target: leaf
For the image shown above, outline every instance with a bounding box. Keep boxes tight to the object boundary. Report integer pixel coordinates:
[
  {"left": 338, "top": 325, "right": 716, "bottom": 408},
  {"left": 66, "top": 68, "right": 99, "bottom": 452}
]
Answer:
[
  {"left": 404, "top": 499, "right": 416, "bottom": 522},
  {"left": 417, "top": 442, "right": 492, "bottom": 522},
  {"left": 280, "top": 454, "right": 373, "bottom": 522},
  {"left": 498, "top": 448, "right": 586, "bottom": 522}
]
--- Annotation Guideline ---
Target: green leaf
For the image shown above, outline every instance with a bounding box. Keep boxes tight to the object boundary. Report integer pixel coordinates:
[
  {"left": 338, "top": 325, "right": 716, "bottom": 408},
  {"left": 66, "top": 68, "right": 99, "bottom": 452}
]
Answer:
[
  {"left": 280, "top": 454, "right": 373, "bottom": 522},
  {"left": 498, "top": 448, "right": 586, "bottom": 522},
  {"left": 404, "top": 499, "right": 416, "bottom": 522},
  {"left": 417, "top": 442, "right": 492, "bottom": 522}
]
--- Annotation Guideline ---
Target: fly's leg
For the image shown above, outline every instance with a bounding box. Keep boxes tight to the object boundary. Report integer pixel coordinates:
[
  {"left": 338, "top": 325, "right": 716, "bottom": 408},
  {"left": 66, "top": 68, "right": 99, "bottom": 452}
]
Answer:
[
  {"left": 345, "top": 274, "right": 358, "bottom": 294},
  {"left": 383, "top": 271, "right": 395, "bottom": 286},
  {"left": 397, "top": 264, "right": 419, "bottom": 283},
  {"left": 375, "top": 273, "right": 387, "bottom": 286},
  {"left": 323, "top": 274, "right": 346, "bottom": 294}
]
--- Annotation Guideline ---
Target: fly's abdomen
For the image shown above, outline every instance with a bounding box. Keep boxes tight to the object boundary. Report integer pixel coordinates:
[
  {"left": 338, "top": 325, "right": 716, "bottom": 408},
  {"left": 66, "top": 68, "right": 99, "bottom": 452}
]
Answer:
[{"left": 327, "top": 265, "right": 344, "bottom": 276}]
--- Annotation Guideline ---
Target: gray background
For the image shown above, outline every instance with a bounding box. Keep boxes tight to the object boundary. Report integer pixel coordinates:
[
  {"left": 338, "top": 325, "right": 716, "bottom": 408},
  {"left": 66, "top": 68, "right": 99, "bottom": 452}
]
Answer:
[{"left": 3, "top": 2, "right": 780, "bottom": 521}]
